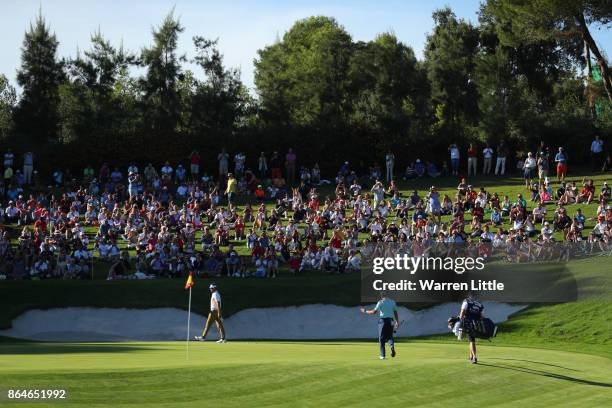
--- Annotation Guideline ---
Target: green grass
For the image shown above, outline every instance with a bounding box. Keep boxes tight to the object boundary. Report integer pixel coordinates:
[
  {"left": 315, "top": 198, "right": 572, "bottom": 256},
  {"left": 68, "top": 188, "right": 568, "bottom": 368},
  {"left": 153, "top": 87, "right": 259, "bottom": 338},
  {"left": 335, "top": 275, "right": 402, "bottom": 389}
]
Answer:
[{"left": 0, "top": 341, "right": 610, "bottom": 407}]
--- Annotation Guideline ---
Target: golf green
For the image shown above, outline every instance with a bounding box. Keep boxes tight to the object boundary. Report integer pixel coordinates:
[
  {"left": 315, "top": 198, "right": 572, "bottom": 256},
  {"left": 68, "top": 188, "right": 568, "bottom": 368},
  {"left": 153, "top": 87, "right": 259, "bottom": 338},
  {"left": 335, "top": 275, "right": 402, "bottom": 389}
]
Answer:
[{"left": 1, "top": 341, "right": 610, "bottom": 407}]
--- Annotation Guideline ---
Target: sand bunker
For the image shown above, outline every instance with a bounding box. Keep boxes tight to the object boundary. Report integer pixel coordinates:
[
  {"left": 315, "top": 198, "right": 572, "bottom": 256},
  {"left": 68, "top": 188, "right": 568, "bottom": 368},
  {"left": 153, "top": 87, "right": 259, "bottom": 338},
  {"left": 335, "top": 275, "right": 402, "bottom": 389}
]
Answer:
[{"left": 0, "top": 303, "right": 525, "bottom": 341}]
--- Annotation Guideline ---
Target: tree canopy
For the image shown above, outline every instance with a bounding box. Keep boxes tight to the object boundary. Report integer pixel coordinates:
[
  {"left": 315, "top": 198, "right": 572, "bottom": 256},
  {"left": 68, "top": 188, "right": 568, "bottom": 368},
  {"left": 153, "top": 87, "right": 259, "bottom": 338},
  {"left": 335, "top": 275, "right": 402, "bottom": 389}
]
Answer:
[{"left": 0, "top": 5, "right": 609, "bottom": 173}]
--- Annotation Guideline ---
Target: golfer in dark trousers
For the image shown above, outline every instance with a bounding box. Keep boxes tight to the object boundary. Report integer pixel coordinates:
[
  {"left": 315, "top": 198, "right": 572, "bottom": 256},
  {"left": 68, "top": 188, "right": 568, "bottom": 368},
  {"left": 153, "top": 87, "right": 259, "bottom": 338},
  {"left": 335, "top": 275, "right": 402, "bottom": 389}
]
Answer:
[{"left": 361, "top": 292, "right": 399, "bottom": 360}]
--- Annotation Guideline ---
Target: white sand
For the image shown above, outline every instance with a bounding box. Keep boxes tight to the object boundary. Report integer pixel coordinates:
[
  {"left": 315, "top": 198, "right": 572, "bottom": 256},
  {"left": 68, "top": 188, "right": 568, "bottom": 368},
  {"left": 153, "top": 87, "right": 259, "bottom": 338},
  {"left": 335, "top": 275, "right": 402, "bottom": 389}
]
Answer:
[{"left": 0, "top": 303, "right": 525, "bottom": 341}]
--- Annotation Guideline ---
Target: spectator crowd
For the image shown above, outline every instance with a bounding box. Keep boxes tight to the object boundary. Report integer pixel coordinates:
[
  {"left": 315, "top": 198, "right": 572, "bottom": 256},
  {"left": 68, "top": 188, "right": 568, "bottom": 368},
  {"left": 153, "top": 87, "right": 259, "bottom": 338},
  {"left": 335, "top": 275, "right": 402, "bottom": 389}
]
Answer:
[{"left": 0, "top": 138, "right": 610, "bottom": 281}]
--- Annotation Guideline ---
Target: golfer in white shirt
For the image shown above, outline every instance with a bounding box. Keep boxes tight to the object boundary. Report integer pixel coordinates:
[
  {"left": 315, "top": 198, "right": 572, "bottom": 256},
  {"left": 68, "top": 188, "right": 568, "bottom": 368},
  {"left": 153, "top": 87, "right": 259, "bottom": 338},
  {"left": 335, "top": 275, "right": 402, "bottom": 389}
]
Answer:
[{"left": 195, "top": 284, "right": 226, "bottom": 343}]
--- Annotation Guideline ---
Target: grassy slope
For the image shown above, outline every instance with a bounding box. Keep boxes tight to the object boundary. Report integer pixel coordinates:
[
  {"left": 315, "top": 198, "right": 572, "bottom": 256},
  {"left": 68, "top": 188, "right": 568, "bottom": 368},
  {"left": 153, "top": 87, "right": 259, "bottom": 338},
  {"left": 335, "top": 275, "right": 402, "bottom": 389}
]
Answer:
[{"left": 0, "top": 342, "right": 610, "bottom": 408}]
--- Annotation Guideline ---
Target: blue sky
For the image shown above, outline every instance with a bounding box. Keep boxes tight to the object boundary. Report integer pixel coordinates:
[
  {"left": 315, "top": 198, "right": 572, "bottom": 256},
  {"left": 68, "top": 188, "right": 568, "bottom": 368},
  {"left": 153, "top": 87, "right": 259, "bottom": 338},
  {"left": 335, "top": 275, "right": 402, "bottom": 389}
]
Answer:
[{"left": 1, "top": 0, "right": 610, "bottom": 92}]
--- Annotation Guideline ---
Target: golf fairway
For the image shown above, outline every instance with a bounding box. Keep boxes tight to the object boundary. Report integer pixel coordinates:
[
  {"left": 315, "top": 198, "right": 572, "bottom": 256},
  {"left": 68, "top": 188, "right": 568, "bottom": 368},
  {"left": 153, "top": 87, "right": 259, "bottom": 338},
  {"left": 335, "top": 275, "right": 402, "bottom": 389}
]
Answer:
[{"left": 1, "top": 341, "right": 610, "bottom": 407}]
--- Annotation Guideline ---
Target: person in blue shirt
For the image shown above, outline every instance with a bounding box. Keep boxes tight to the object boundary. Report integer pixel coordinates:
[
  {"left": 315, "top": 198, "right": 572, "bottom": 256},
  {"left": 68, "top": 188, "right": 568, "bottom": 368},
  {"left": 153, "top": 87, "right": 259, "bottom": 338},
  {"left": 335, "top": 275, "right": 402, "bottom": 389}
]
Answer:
[
  {"left": 554, "top": 147, "right": 568, "bottom": 182},
  {"left": 414, "top": 159, "right": 426, "bottom": 177},
  {"left": 361, "top": 292, "right": 400, "bottom": 359}
]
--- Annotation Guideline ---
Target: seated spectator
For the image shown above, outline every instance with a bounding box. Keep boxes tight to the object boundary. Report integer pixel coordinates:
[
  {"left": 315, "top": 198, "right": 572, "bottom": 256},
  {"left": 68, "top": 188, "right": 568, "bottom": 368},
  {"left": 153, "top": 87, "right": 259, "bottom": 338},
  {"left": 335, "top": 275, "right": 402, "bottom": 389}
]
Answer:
[
  {"left": 576, "top": 178, "right": 595, "bottom": 204},
  {"left": 426, "top": 161, "right": 441, "bottom": 177}
]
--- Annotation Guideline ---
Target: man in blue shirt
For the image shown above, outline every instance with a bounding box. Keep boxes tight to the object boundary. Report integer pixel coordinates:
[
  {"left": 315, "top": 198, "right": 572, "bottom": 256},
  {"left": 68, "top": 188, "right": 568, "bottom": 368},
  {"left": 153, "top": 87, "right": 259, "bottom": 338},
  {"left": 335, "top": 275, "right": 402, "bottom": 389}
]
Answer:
[
  {"left": 554, "top": 147, "right": 568, "bottom": 182},
  {"left": 361, "top": 292, "right": 400, "bottom": 359}
]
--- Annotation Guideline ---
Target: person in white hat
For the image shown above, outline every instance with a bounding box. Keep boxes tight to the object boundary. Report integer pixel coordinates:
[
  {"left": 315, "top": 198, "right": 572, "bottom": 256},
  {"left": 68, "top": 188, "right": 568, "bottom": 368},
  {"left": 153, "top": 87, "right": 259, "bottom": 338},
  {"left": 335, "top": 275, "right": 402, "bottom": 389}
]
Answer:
[{"left": 195, "top": 284, "right": 226, "bottom": 343}]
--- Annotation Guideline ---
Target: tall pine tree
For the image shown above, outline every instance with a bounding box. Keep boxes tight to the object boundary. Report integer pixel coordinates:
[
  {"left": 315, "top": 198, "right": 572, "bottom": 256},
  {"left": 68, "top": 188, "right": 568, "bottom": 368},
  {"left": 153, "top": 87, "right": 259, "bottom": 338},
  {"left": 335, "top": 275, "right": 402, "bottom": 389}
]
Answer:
[
  {"left": 0, "top": 74, "right": 16, "bottom": 140},
  {"left": 15, "top": 13, "right": 64, "bottom": 142},
  {"left": 140, "top": 10, "right": 185, "bottom": 133}
]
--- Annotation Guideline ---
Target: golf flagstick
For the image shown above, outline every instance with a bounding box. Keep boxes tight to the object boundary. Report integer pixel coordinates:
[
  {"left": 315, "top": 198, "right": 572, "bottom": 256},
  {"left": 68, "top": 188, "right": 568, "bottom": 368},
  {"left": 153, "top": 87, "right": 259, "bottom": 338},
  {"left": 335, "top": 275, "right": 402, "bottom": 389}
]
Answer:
[
  {"left": 186, "top": 285, "right": 192, "bottom": 360},
  {"left": 184, "top": 272, "right": 195, "bottom": 360}
]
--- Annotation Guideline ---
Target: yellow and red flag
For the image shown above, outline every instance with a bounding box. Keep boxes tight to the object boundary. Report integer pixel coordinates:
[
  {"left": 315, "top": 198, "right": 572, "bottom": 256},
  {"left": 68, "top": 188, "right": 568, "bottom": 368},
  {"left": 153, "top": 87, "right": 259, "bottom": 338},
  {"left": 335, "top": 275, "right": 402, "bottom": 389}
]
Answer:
[{"left": 185, "top": 271, "right": 195, "bottom": 290}]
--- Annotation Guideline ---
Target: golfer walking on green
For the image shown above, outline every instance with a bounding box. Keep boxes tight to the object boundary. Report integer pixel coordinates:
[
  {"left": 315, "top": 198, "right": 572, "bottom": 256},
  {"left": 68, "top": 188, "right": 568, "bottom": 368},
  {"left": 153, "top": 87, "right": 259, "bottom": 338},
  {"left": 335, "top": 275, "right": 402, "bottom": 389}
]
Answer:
[
  {"left": 361, "top": 292, "right": 399, "bottom": 359},
  {"left": 194, "top": 284, "right": 226, "bottom": 343}
]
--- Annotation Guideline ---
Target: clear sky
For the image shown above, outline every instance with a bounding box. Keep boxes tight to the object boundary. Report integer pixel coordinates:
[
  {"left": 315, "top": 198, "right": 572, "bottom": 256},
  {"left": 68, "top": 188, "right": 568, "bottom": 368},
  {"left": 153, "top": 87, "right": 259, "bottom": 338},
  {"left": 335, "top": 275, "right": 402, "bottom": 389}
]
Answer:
[{"left": 1, "top": 0, "right": 610, "bottom": 93}]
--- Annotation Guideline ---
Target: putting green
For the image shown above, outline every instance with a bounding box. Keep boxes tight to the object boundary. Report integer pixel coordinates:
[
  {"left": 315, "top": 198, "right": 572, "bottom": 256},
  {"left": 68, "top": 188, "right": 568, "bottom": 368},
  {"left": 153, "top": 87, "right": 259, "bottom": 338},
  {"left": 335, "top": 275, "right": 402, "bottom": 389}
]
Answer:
[{"left": 1, "top": 341, "right": 610, "bottom": 407}]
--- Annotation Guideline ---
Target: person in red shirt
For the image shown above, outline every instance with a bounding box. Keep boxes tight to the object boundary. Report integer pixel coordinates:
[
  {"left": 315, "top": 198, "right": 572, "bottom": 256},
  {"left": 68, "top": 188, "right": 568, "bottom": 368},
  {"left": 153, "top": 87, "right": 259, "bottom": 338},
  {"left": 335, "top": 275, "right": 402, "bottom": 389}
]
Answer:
[
  {"left": 577, "top": 178, "right": 595, "bottom": 204},
  {"left": 234, "top": 215, "right": 245, "bottom": 239},
  {"left": 467, "top": 143, "right": 478, "bottom": 177},
  {"left": 308, "top": 197, "right": 320, "bottom": 212},
  {"left": 251, "top": 241, "right": 265, "bottom": 259},
  {"left": 471, "top": 202, "right": 485, "bottom": 222},
  {"left": 189, "top": 150, "right": 201, "bottom": 180},
  {"left": 288, "top": 252, "right": 301, "bottom": 275},
  {"left": 147, "top": 234, "right": 157, "bottom": 253},
  {"left": 34, "top": 217, "right": 47, "bottom": 233},
  {"left": 254, "top": 185, "right": 265, "bottom": 201}
]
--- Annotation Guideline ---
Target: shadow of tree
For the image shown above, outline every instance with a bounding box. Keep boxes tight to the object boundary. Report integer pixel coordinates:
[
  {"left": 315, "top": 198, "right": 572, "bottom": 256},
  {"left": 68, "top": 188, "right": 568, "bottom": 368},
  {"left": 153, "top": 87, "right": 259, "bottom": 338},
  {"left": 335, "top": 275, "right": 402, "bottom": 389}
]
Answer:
[
  {"left": 0, "top": 343, "right": 161, "bottom": 355},
  {"left": 478, "top": 362, "right": 612, "bottom": 388},
  {"left": 487, "top": 357, "right": 579, "bottom": 371}
]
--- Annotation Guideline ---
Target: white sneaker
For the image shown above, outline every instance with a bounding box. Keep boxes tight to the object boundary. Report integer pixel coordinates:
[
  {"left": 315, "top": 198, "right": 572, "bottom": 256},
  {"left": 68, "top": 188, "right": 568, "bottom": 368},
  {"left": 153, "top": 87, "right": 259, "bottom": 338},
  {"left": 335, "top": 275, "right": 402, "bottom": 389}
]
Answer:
[
  {"left": 379, "top": 356, "right": 385, "bottom": 360},
  {"left": 216, "top": 339, "right": 226, "bottom": 343},
  {"left": 194, "top": 336, "right": 205, "bottom": 341}
]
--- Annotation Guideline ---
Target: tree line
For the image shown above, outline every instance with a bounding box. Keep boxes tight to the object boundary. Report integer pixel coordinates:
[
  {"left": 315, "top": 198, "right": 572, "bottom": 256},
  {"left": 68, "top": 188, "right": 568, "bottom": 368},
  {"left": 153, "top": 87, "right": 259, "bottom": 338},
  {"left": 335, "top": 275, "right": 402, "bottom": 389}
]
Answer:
[{"left": 0, "top": 1, "right": 610, "bottom": 175}]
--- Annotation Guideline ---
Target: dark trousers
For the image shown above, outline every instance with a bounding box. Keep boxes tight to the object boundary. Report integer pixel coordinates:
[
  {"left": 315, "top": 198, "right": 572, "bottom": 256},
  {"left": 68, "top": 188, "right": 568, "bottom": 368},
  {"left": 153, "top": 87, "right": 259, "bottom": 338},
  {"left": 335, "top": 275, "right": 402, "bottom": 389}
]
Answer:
[
  {"left": 592, "top": 152, "right": 603, "bottom": 171},
  {"left": 378, "top": 318, "right": 395, "bottom": 357}
]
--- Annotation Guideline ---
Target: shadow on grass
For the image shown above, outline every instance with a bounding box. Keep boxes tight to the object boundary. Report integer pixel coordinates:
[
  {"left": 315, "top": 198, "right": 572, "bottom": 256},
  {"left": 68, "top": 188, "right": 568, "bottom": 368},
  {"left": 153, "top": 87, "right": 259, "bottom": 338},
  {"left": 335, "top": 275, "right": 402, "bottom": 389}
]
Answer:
[
  {"left": 487, "top": 358, "right": 579, "bottom": 371},
  {"left": 0, "top": 343, "right": 160, "bottom": 355},
  {"left": 478, "top": 363, "right": 611, "bottom": 388}
]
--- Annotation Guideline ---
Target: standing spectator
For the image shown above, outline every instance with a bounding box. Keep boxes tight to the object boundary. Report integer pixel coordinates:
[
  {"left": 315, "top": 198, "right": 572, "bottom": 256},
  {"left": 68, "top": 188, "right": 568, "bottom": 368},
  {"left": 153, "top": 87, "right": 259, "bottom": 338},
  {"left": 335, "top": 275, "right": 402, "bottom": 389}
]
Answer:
[
  {"left": 258, "top": 152, "right": 268, "bottom": 179},
  {"left": 385, "top": 151, "right": 395, "bottom": 182},
  {"left": 603, "top": 154, "right": 611, "bottom": 172},
  {"left": 495, "top": 141, "right": 508, "bottom": 176},
  {"left": 4, "top": 148, "right": 14, "bottom": 169},
  {"left": 226, "top": 173, "right": 237, "bottom": 205},
  {"left": 311, "top": 163, "right": 321, "bottom": 185},
  {"left": 127, "top": 162, "right": 139, "bottom": 175},
  {"left": 482, "top": 144, "right": 493, "bottom": 175},
  {"left": 537, "top": 152, "right": 549, "bottom": 183},
  {"left": 234, "top": 151, "right": 246, "bottom": 178},
  {"left": 143, "top": 163, "right": 157, "bottom": 185},
  {"left": 128, "top": 172, "right": 139, "bottom": 198},
  {"left": 189, "top": 150, "right": 200, "bottom": 180},
  {"left": 591, "top": 135, "right": 604, "bottom": 172},
  {"left": 467, "top": 143, "right": 477, "bottom": 176},
  {"left": 371, "top": 181, "right": 385, "bottom": 209},
  {"left": 110, "top": 167, "right": 123, "bottom": 184},
  {"left": 523, "top": 152, "right": 537, "bottom": 188},
  {"left": 449, "top": 143, "right": 460, "bottom": 176},
  {"left": 161, "top": 162, "right": 173, "bottom": 185},
  {"left": 218, "top": 148, "right": 229, "bottom": 177},
  {"left": 285, "top": 148, "right": 297, "bottom": 183},
  {"left": 52, "top": 168, "right": 62, "bottom": 187},
  {"left": 99, "top": 163, "right": 110, "bottom": 184},
  {"left": 537, "top": 141, "right": 549, "bottom": 163},
  {"left": 175, "top": 165, "right": 187, "bottom": 183},
  {"left": 83, "top": 164, "right": 94, "bottom": 183},
  {"left": 270, "top": 151, "right": 281, "bottom": 179},
  {"left": 22, "top": 151, "right": 34, "bottom": 185},
  {"left": 555, "top": 147, "right": 568, "bottom": 182},
  {"left": 3, "top": 165, "right": 12, "bottom": 187}
]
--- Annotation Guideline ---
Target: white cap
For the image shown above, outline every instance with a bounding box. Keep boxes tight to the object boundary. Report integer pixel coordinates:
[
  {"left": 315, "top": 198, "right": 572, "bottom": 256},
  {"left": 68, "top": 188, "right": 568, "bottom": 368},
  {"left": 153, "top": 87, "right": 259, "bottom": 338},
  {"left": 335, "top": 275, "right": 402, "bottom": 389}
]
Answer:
[{"left": 209, "top": 284, "right": 217, "bottom": 289}]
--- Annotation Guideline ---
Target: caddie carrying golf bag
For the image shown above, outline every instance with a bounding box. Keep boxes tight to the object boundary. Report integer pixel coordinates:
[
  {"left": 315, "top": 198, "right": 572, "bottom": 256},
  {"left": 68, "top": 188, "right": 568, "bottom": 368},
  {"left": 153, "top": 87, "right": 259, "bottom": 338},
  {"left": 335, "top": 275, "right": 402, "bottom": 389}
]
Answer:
[
  {"left": 465, "top": 317, "right": 498, "bottom": 339},
  {"left": 448, "top": 316, "right": 498, "bottom": 340}
]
